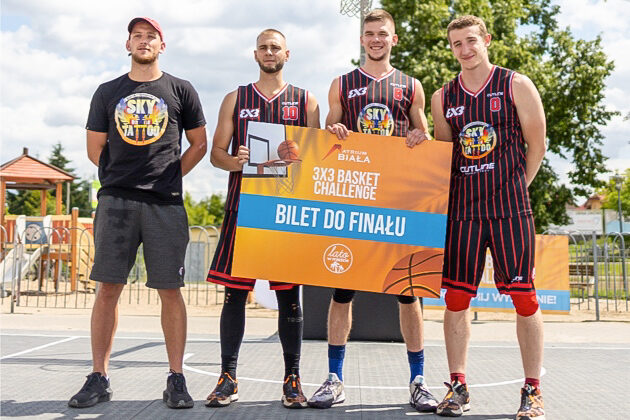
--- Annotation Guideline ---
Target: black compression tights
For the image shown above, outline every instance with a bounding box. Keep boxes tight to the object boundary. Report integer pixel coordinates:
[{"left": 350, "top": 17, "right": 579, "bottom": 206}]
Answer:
[
  {"left": 220, "top": 286, "right": 303, "bottom": 378},
  {"left": 276, "top": 286, "right": 303, "bottom": 377}
]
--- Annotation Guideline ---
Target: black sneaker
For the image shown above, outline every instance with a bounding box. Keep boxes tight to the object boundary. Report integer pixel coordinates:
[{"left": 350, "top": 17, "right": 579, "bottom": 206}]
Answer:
[
  {"left": 206, "top": 372, "right": 239, "bottom": 407},
  {"left": 163, "top": 371, "right": 194, "bottom": 409},
  {"left": 436, "top": 381, "right": 470, "bottom": 417},
  {"left": 68, "top": 372, "right": 113, "bottom": 408},
  {"left": 282, "top": 374, "right": 307, "bottom": 409}
]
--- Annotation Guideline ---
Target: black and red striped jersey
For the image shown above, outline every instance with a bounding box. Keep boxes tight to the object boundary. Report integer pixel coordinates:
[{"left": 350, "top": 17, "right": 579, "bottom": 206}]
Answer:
[
  {"left": 442, "top": 66, "right": 531, "bottom": 220},
  {"left": 339, "top": 68, "right": 415, "bottom": 137},
  {"left": 224, "top": 83, "right": 308, "bottom": 211}
]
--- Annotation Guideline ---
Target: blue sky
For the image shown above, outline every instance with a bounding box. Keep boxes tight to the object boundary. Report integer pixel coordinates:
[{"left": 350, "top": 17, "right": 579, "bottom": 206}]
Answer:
[{"left": 1, "top": 0, "right": 628, "bottom": 201}]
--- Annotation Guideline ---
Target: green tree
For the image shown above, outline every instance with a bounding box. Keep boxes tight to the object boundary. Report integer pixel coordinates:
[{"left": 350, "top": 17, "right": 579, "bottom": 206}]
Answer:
[
  {"left": 6, "top": 190, "right": 56, "bottom": 216},
  {"left": 599, "top": 168, "right": 630, "bottom": 219},
  {"left": 183, "top": 192, "right": 225, "bottom": 226},
  {"left": 48, "top": 142, "right": 91, "bottom": 216},
  {"left": 381, "top": 0, "right": 618, "bottom": 231}
]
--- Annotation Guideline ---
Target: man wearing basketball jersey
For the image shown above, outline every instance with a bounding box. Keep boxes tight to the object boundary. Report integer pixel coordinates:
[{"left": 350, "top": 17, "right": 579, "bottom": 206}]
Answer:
[
  {"left": 205, "top": 29, "right": 320, "bottom": 409},
  {"left": 431, "top": 16, "right": 546, "bottom": 419},
  {"left": 308, "top": 9, "right": 438, "bottom": 412}
]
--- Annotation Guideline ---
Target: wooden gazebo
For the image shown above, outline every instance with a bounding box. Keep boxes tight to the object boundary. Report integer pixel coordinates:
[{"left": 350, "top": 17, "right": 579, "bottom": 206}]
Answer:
[{"left": 0, "top": 147, "right": 75, "bottom": 227}]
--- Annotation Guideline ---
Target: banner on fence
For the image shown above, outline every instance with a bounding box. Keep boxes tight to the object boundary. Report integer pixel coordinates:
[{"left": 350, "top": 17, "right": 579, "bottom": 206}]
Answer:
[
  {"left": 424, "top": 234, "right": 570, "bottom": 314},
  {"left": 232, "top": 122, "right": 452, "bottom": 297}
]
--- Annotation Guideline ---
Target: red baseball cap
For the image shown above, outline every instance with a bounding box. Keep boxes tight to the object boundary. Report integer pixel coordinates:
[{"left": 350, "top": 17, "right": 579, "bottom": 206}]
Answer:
[{"left": 128, "top": 17, "right": 164, "bottom": 41}]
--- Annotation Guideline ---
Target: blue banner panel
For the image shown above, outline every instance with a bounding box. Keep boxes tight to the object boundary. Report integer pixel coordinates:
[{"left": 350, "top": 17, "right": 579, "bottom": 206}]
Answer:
[
  {"left": 237, "top": 193, "right": 447, "bottom": 248},
  {"left": 425, "top": 288, "right": 570, "bottom": 312}
]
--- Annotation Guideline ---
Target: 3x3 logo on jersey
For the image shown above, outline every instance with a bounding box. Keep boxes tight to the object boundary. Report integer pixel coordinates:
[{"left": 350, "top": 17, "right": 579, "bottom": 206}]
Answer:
[
  {"left": 446, "top": 106, "right": 465, "bottom": 118},
  {"left": 348, "top": 87, "right": 368, "bottom": 99},
  {"left": 239, "top": 108, "right": 260, "bottom": 119}
]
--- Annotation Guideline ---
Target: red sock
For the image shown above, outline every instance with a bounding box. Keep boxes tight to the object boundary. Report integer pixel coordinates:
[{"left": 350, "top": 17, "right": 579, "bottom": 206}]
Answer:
[
  {"left": 450, "top": 372, "right": 466, "bottom": 384},
  {"left": 525, "top": 377, "right": 540, "bottom": 388}
]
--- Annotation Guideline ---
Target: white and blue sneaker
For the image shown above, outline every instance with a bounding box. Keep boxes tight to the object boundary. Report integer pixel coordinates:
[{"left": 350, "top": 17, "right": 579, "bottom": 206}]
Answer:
[
  {"left": 307, "top": 373, "right": 345, "bottom": 409},
  {"left": 410, "top": 375, "right": 438, "bottom": 412}
]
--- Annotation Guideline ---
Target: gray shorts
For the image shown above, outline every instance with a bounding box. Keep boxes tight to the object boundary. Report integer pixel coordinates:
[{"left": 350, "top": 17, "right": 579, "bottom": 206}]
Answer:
[{"left": 90, "top": 195, "right": 189, "bottom": 289}]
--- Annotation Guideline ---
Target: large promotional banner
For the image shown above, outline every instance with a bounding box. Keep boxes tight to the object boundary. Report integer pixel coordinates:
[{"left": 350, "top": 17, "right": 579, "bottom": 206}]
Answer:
[
  {"left": 425, "top": 235, "right": 570, "bottom": 314},
  {"left": 232, "top": 122, "right": 453, "bottom": 297}
]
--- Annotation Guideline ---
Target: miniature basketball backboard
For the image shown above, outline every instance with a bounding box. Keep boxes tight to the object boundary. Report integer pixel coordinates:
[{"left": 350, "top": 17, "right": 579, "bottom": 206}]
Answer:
[{"left": 243, "top": 122, "right": 287, "bottom": 177}]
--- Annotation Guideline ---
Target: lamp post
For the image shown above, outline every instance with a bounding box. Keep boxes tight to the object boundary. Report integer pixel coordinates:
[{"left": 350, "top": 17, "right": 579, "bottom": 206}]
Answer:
[{"left": 613, "top": 172, "right": 624, "bottom": 233}]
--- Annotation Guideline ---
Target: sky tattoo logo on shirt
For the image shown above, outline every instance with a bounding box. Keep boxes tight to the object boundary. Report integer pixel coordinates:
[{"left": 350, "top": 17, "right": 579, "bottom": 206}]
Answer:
[
  {"left": 115, "top": 93, "right": 168, "bottom": 146},
  {"left": 458, "top": 121, "right": 497, "bottom": 160},
  {"left": 357, "top": 103, "right": 394, "bottom": 135}
]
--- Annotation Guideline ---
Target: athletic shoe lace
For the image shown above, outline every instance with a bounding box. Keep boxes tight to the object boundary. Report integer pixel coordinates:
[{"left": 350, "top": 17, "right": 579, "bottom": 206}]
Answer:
[
  {"left": 215, "top": 374, "right": 234, "bottom": 395},
  {"left": 318, "top": 380, "right": 336, "bottom": 395},
  {"left": 411, "top": 383, "right": 425, "bottom": 401},
  {"left": 442, "top": 382, "right": 455, "bottom": 400},
  {"left": 80, "top": 374, "right": 101, "bottom": 392},
  {"left": 171, "top": 374, "right": 185, "bottom": 392},
  {"left": 519, "top": 386, "right": 534, "bottom": 410}
]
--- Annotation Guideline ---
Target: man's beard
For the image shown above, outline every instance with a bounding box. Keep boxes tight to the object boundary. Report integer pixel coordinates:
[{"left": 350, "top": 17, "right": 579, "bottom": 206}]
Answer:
[
  {"left": 257, "top": 59, "right": 284, "bottom": 74},
  {"left": 132, "top": 50, "right": 159, "bottom": 65},
  {"left": 366, "top": 51, "right": 387, "bottom": 62}
]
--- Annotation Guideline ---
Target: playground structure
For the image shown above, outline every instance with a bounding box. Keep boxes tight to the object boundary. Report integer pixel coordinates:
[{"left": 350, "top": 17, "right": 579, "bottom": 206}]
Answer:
[
  {"left": 0, "top": 147, "right": 96, "bottom": 306},
  {"left": 0, "top": 211, "right": 95, "bottom": 301}
]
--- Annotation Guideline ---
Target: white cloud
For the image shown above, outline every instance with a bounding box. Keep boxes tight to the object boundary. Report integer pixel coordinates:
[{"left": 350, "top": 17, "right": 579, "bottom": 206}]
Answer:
[
  {"left": 0, "top": 0, "right": 361, "bottom": 197},
  {"left": 552, "top": 0, "right": 630, "bottom": 193},
  {"left": 554, "top": 0, "right": 630, "bottom": 33},
  {"left": 1, "top": 0, "right": 627, "bottom": 200}
]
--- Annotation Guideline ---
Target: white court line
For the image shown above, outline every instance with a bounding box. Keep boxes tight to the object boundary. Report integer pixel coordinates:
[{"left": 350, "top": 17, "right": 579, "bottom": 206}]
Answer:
[
  {"left": 346, "top": 407, "right": 403, "bottom": 413},
  {"left": 182, "top": 353, "right": 286, "bottom": 385},
  {"left": 182, "top": 353, "right": 547, "bottom": 390},
  {"left": 470, "top": 367, "right": 547, "bottom": 388},
  {"left": 1, "top": 333, "right": 629, "bottom": 350},
  {"left": 0, "top": 336, "right": 79, "bottom": 360}
]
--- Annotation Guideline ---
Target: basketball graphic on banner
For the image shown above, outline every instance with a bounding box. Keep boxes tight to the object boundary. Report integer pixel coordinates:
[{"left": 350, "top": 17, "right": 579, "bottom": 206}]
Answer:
[
  {"left": 382, "top": 250, "right": 442, "bottom": 297},
  {"left": 277, "top": 140, "right": 300, "bottom": 160}
]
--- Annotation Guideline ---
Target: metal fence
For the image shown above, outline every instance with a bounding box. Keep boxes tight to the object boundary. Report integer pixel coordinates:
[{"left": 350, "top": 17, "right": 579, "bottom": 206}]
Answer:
[
  {"left": 1, "top": 224, "right": 223, "bottom": 311},
  {"left": 3, "top": 222, "right": 628, "bottom": 320},
  {"left": 544, "top": 230, "right": 629, "bottom": 319}
]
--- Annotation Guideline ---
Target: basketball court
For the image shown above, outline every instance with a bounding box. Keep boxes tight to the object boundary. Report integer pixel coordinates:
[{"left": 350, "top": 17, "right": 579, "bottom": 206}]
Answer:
[{"left": 1, "top": 312, "right": 628, "bottom": 419}]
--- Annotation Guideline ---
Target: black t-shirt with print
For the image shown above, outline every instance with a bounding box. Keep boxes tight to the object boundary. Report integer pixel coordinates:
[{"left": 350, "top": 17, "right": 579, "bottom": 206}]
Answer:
[{"left": 87, "top": 72, "right": 206, "bottom": 204}]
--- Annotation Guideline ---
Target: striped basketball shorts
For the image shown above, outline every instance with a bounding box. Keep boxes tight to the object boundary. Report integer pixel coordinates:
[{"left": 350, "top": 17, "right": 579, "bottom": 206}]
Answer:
[
  {"left": 441, "top": 216, "right": 536, "bottom": 296},
  {"left": 207, "top": 210, "right": 297, "bottom": 291}
]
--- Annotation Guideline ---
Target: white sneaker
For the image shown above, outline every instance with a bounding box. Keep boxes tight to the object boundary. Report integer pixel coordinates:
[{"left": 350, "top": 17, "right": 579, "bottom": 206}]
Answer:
[
  {"left": 307, "top": 373, "right": 345, "bottom": 409},
  {"left": 410, "top": 375, "right": 438, "bottom": 412}
]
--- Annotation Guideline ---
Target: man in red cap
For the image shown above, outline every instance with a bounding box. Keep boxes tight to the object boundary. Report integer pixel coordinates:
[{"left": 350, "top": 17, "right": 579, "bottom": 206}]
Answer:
[{"left": 68, "top": 17, "right": 207, "bottom": 409}]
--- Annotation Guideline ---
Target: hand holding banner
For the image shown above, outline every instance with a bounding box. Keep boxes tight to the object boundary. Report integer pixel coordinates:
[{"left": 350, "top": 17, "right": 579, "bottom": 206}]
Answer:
[{"left": 232, "top": 122, "right": 453, "bottom": 297}]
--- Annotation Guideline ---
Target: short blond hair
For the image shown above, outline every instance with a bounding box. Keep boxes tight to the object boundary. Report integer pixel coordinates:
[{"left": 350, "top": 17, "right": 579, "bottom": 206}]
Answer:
[
  {"left": 447, "top": 15, "right": 488, "bottom": 41},
  {"left": 363, "top": 9, "right": 396, "bottom": 30}
]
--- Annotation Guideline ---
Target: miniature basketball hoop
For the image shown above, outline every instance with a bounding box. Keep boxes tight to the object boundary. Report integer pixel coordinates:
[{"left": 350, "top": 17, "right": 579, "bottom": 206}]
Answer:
[
  {"left": 340, "top": 0, "right": 372, "bottom": 17},
  {"left": 257, "top": 159, "right": 302, "bottom": 194}
]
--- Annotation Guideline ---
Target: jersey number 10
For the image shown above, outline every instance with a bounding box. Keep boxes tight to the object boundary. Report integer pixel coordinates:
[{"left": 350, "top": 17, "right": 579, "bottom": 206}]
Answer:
[{"left": 282, "top": 105, "right": 299, "bottom": 121}]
